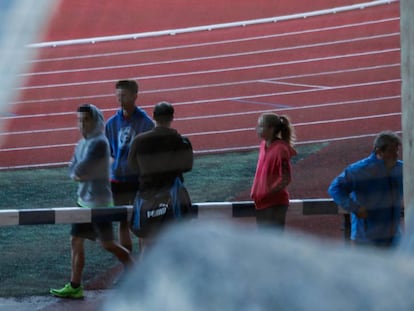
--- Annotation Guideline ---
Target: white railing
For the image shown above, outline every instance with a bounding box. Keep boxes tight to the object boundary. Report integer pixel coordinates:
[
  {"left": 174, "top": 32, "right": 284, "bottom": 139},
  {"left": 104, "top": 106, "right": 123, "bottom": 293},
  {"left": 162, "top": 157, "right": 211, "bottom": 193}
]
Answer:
[{"left": 28, "top": 0, "right": 398, "bottom": 48}]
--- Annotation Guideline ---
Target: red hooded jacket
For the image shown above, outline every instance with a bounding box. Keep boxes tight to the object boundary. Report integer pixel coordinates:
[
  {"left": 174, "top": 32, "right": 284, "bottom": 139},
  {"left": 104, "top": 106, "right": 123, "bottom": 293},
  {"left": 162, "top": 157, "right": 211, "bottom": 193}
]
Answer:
[{"left": 251, "top": 139, "right": 297, "bottom": 209}]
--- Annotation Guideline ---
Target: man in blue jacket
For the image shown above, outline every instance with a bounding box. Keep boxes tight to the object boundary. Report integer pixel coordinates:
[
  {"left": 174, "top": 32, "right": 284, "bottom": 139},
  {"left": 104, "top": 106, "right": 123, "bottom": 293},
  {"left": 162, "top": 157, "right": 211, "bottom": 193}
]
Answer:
[{"left": 328, "top": 131, "right": 403, "bottom": 248}]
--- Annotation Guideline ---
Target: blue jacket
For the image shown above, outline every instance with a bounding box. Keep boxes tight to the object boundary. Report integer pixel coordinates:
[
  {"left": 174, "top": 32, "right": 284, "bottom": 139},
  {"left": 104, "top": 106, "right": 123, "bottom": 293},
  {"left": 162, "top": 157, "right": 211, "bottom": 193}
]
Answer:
[
  {"left": 105, "top": 107, "right": 154, "bottom": 182},
  {"left": 328, "top": 152, "right": 403, "bottom": 245}
]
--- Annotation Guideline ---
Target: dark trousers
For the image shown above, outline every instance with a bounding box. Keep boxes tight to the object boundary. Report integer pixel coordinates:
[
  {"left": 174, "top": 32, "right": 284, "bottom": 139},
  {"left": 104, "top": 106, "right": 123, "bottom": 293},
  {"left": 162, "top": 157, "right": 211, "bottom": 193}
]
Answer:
[
  {"left": 343, "top": 214, "right": 351, "bottom": 242},
  {"left": 111, "top": 181, "right": 139, "bottom": 205},
  {"left": 256, "top": 205, "right": 288, "bottom": 230}
]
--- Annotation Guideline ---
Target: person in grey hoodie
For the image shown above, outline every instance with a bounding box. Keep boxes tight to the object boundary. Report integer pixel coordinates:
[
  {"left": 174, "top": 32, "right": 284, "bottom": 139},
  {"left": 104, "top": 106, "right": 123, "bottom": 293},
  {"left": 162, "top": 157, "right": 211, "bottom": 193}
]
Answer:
[{"left": 50, "top": 104, "right": 133, "bottom": 299}]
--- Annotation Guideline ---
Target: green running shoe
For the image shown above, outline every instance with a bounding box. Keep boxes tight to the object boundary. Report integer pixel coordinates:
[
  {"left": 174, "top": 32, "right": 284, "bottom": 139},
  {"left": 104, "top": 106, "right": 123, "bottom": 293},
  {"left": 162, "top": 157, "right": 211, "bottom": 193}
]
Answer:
[{"left": 50, "top": 283, "right": 84, "bottom": 299}]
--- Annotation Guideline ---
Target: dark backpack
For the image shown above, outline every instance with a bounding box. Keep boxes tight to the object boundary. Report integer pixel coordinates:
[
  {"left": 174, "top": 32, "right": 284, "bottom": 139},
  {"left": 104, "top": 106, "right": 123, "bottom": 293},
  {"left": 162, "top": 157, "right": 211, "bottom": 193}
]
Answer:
[{"left": 130, "top": 177, "right": 195, "bottom": 238}]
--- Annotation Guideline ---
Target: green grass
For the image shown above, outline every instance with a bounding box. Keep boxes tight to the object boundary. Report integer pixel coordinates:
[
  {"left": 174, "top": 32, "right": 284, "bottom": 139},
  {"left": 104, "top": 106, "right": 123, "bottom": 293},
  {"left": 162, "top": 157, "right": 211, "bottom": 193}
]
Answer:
[{"left": 0, "top": 144, "right": 326, "bottom": 297}]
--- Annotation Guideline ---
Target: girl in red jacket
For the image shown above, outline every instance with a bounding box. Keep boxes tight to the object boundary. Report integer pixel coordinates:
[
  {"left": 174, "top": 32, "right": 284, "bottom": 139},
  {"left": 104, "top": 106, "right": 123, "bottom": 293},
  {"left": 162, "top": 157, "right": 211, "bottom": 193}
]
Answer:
[{"left": 251, "top": 113, "right": 296, "bottom": 230}]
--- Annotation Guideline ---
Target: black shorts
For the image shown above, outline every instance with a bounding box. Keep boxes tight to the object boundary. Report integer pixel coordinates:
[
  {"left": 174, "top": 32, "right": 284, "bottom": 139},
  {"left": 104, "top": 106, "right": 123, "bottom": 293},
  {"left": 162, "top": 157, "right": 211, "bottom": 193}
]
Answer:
[
  {"left": 71, "top": 222, "right": 114, "bottom": 241},
  {"left": 111, "top": 181, "right": 139, "bottom": 205}
]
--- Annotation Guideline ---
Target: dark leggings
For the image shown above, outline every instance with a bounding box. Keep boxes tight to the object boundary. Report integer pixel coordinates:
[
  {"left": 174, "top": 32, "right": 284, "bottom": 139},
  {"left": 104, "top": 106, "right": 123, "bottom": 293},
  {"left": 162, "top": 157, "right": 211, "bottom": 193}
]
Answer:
[{"left": 256, "top": 205, "right": 288, "bottom": 230}]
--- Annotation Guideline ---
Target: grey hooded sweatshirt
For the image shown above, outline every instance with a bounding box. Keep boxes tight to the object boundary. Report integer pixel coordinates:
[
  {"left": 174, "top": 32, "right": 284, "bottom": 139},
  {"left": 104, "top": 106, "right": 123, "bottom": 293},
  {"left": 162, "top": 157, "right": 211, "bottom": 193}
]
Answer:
[{"left": 69, "top": 104, "right": 113, "bottom": 208}]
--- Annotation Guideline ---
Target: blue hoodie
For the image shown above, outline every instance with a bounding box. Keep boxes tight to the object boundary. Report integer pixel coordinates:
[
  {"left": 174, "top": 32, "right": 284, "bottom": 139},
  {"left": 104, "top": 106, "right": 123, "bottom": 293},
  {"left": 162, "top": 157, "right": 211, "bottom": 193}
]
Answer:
[
  {"left": 105, "top": 107, "right": 154, "bottom": 182},
  {"left": 328, "top": 152, "right": 403, "bottom": 245}
]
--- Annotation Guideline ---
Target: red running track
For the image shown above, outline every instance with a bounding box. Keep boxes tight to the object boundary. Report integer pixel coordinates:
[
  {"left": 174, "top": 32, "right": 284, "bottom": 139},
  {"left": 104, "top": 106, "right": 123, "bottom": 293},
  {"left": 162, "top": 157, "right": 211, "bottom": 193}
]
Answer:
[
  {"left": 43, "top": 0, "right": 374, "bottom": 41},
  {"left": 0, "top": 1, "right": 401, "bottom": 169}
]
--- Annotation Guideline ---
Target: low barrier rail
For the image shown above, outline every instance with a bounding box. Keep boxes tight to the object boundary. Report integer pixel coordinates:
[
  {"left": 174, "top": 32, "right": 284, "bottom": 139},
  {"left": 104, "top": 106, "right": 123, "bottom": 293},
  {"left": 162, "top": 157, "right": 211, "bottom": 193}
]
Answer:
[{"left": 0, "top": 199, "right": 343, "bottom": 226}]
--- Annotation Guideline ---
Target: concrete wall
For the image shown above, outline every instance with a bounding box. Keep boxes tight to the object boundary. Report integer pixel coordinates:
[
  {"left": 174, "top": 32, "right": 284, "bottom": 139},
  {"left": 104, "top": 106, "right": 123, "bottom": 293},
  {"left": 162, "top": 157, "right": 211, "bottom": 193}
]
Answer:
[{"left": 401, "top": 0, "right": 414, "bottom": 227}]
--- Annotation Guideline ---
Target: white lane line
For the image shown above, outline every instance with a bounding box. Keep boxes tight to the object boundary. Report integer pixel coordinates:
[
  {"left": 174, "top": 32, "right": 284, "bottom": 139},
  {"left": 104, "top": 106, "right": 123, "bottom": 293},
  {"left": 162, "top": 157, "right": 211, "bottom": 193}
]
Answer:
[
  {"left": 2, "top": 77, "right": 401, "bottom": 121},
  {"left": 0, "top": 130, "right": 403, "bottom": 170},
  {"left": 1, "top": 95, "right": 402, "bottom": 136},
  {"left": 12, "top": 63, "right": 400, "bottom": 106},
  {"left": 22, "top": 32, "right": 399, "bottom": 77},
  {"left": 0, "top": 111, "right": 401, "bottom": 151},
  {"left": 14, "top": 48, "right": 400, "bottom": 93},
  {"left": 259, "top": 80, "right": 330, "bottom": 89}
]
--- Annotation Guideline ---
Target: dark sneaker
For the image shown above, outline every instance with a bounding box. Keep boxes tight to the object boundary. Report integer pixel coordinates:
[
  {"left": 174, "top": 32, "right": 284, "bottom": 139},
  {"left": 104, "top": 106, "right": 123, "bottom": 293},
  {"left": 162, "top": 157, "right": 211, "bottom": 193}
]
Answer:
[{"left": 50, "top": 283, "right": 84, "bottom": 299}]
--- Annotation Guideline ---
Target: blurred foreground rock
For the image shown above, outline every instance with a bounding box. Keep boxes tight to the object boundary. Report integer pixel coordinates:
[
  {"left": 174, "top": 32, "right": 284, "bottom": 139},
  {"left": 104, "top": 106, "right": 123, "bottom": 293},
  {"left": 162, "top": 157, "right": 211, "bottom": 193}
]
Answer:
[{"left": 103, "top": 221, "right": 414, "bottom": 311}]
